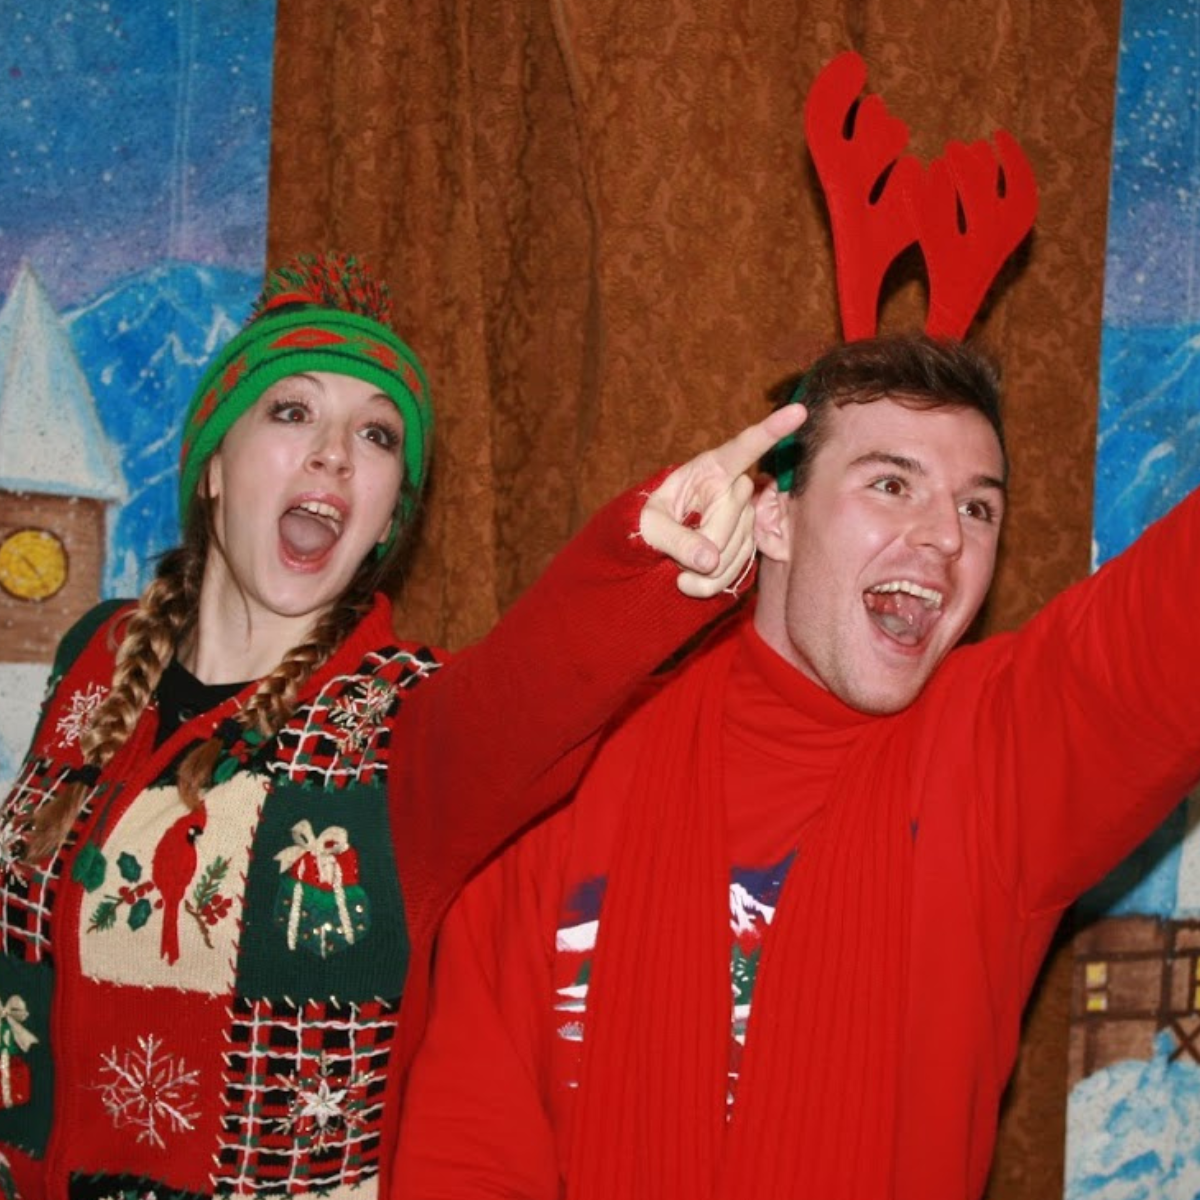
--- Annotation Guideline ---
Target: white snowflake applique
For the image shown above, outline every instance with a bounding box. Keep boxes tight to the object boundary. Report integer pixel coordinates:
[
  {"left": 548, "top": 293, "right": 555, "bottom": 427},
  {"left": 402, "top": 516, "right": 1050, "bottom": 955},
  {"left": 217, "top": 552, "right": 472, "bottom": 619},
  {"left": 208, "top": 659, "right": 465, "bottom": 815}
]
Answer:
[
  {"left": 274, "top": 1053, "right": 375, "bottom": 1147},
  {"left": 0, "top": 815, "right": 30, "bottom": 888},
  {"left": 55, "top": 682, "right": 108, "bottom": 749},
  {"left": 0, "top": 763, "right": 46, "bottom": 887},
  {"left": 327, "top": 678, "right": 395, "bottom": 755},
  {"left": 96, "top": 1034, "right": 200, "bottom": 1148}
]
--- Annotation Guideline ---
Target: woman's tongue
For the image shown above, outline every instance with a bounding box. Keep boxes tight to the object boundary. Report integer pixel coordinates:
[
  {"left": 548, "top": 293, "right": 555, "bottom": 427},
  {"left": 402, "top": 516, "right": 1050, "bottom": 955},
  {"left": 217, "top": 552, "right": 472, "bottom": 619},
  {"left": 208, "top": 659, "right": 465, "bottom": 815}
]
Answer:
[
  {"left": 279, "top": 508, "right": 339, "bottom": 562},
  {"left": 863, "top": 589, "right": 937, "bottom": 646}
]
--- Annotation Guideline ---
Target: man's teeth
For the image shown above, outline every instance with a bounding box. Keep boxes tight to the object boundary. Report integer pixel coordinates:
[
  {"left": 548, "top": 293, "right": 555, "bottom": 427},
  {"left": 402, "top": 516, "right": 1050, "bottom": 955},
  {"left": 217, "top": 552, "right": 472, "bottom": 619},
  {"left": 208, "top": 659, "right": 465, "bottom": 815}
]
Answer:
[{"left": 867, "top": 581, "right": 944, "bottom": 610}]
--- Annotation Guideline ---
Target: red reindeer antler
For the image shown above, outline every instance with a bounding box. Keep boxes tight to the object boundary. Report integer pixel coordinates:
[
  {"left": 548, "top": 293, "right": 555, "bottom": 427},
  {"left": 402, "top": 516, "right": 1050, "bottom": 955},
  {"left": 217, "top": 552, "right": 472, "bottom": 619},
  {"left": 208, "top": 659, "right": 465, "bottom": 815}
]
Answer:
[
  {"left": 914, "top": 130, "right": 1039, "bottom": 338},
  {"left": 804, "top": 51, "right": 923, "bottom": 341},
  {"left": 804, "top": 54, "right": 1038, "bottom": 341}
]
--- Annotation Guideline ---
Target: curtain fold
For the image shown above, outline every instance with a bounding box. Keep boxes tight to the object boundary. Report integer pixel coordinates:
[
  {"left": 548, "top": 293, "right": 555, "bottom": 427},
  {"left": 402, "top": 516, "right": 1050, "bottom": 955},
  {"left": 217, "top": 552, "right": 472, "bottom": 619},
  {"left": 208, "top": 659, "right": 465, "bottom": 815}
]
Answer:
[{"left": 268, "top": 2, "right": 1122, "bottom": 1193}]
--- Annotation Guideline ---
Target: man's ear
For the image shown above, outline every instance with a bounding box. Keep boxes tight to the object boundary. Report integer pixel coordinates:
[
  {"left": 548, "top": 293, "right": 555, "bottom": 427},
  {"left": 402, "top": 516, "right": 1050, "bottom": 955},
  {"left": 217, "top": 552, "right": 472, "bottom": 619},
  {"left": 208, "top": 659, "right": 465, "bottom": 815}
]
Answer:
[{"left": 753, "top": 483, "right": 792, "bottom": 564}]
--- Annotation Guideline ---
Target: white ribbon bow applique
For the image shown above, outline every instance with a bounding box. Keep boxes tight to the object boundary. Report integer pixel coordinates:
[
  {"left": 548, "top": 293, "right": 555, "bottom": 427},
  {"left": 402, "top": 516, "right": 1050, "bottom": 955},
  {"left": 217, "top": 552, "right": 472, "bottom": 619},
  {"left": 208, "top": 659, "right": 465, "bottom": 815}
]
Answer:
[
  {"left": 0, "top": 995, "right": 38, "bottom": 1109},
  {"left": 275, "top": 819, "right": 356, "bottom": 955}
]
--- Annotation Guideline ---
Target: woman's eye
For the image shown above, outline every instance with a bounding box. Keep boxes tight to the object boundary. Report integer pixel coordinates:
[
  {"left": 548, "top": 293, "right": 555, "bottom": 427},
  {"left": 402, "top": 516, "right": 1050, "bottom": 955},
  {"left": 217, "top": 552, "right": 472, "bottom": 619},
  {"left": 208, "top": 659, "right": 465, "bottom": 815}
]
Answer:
[
  {"left": 268, "top": 399, "right": 310, "bottom": 423},
  {"left": 362, "top": 424, "right": 402, "bottom": 450},
  {"left": 871, "top": 477, "right": 905, "bottom": 496}
]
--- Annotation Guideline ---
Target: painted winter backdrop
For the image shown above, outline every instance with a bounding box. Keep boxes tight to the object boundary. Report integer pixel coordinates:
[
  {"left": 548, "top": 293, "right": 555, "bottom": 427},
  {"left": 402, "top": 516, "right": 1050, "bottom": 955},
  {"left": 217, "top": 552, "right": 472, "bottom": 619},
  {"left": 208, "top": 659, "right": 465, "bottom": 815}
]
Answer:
[
  {"left": 1066, "top": 1, "right": 1200, "bottom": 1195},
  {"left": 0, "top": 0, "right": 273, "bottom": 788},
  {"left": 65, "top": 263, "right": 256, "bottom": 594}
]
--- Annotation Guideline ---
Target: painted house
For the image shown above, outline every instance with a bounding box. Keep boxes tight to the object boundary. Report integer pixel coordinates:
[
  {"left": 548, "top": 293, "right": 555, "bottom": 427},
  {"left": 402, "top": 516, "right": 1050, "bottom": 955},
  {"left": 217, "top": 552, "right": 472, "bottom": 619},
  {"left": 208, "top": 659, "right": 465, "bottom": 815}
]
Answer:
[
  {"left": 0, "top": 261, "right": 126, "bottom": 659},
  {"left": 0, "top": 262, "right": 125, "bottom": 787},
  {"left": 1070, "top": 914, "right": 1200, "bottom": 1085}
]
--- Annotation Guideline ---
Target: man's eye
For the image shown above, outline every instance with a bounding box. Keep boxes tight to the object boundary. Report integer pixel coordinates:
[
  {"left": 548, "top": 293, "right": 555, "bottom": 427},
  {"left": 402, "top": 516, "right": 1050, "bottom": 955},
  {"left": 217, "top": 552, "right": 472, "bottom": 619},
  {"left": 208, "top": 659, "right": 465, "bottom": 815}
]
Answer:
[
  {"left": 871, "top": 477, "right": 905, "bottom": 496},
  {"left": 960, "top": 499, "right": 996, "bottom": 522}
]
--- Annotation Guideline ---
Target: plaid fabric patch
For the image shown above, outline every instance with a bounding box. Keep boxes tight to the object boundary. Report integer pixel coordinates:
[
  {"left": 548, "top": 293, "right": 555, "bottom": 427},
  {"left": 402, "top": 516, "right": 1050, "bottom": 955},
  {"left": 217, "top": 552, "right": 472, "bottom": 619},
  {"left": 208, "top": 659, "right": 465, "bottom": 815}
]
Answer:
[
  {"left": 268, "top": 648, "right": 440, "bottom": 790},
  {"left": 215, "top": 995, "right": 396, "bottom": 1194},
  {"left": 0, "top": 759, "right": 86, "bottom": 963}
]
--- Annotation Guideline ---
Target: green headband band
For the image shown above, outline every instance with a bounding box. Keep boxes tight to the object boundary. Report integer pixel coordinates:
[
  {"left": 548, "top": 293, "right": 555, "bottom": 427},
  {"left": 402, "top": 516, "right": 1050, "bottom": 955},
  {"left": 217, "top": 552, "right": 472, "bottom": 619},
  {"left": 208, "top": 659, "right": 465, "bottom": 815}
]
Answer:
[
  {"left": 764, "top": 376, "right": 808, "bottom": 492},
  {"left": 178, "top": 305, "right": 433, "bottom": 537}
]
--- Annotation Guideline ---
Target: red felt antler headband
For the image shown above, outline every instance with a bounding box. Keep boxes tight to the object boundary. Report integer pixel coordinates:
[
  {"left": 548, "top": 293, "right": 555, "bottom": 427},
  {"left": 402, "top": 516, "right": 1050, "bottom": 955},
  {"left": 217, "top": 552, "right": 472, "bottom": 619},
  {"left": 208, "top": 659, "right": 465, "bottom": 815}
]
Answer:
[{"left": 806, "top": 51, "right": 1038, "bottom": 340}]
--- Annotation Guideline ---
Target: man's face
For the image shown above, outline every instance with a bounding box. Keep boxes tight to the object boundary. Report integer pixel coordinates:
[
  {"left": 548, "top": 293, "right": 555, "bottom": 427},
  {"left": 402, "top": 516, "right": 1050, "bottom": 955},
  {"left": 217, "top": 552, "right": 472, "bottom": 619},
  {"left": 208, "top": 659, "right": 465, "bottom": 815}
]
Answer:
[{"left": 753, "top": 396, "right": 1006, "bottom": 714}]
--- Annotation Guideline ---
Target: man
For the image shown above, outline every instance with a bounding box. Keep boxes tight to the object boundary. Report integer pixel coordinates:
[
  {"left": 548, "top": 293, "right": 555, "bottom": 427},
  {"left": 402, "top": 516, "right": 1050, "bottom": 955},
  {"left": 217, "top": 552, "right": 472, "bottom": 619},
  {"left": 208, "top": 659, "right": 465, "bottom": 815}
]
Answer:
[{"left": 393, "top": 333, "right": 1200, "bottom": 1200}]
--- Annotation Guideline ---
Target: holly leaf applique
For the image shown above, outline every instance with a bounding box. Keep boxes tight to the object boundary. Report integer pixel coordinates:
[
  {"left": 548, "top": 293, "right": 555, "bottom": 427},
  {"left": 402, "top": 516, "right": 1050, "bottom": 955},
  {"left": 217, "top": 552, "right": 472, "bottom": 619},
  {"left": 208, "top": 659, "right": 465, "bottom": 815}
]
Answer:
[
  {"left": 211, "top": 756, "right": 239, "bottom": 785},
  {"left": 72, "top": 842, "right": 107, "bottom": 892},
  {"left": 117, "top": 852, "right": 142, "bottom": 882},
  {"left": 212, "top": 726, "right": 267, "bottom": 784},
  {"left": 128, "top": 898, "right": 153, "bottom": 931}
]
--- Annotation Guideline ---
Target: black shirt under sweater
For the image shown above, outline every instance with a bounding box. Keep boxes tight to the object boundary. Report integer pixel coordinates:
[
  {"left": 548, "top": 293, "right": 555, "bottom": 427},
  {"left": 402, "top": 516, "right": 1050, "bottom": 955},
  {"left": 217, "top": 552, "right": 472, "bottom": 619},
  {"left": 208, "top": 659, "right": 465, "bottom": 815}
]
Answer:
[{"left": 153, "top": 658, "right": 248, "bottom": 748}]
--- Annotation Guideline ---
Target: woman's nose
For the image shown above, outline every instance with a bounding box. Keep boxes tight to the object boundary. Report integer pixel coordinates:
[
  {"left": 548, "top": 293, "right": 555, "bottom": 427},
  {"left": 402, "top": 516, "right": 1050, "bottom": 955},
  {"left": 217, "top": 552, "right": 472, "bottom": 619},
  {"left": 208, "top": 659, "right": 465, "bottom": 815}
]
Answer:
[{"left": 307, "top": 427, "right": 354, "bottom": 475}]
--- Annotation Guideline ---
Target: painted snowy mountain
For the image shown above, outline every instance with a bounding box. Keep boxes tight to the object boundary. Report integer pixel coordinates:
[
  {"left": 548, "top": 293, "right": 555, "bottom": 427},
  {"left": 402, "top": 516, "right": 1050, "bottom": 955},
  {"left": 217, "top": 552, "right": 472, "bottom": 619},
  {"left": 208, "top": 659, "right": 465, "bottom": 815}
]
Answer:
[{"left": 65, "top": 261, "right": 259, "bottom": 596}]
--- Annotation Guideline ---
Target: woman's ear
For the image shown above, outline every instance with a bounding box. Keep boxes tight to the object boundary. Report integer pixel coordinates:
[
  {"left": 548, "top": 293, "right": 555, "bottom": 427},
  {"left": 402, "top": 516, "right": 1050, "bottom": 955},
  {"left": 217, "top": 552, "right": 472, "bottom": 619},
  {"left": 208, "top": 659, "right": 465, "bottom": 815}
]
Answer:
[
  {"left": 376, "top": 514, "right": 397, "bottom": 548},
  {"left": 204, "top": 452, "right": 223, "bottom": 502},
  {"left": 753, "top": 483, "right": 792, "bottom": 564}
]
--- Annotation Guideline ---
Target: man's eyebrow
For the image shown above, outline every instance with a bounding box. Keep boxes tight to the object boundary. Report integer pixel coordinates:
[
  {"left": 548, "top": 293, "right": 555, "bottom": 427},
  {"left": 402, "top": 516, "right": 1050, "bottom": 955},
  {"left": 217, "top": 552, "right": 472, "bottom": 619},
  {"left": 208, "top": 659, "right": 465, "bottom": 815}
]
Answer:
[
  {"left": 972, "top": 473, "right": 1007, "bottom": 495},
  {"left": 848, "top": 451, "right": 925, "bottom": 475},
  {"left": 848, "top": 452, "right": 1007, "bottom": 495}
]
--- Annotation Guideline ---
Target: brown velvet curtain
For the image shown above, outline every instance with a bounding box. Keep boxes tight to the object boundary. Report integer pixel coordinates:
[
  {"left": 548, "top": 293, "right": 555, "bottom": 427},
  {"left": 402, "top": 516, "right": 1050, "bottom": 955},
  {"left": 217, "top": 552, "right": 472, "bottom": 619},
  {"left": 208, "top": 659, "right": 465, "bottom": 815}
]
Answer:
[{"left": 268, "top": 1, "right": 1120, "bottom": 1193}]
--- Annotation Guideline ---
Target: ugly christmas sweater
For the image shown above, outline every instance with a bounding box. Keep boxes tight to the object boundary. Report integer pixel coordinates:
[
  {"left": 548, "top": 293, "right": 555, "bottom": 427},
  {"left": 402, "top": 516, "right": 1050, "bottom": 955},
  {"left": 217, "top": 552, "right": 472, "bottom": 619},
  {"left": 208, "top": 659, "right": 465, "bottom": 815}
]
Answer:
[
  {"left": 0, "top": 478, "right": 741, "bottom": 1200},
  {"left": 395, "top": 485, "right": 1200, "bottom": 1200}
]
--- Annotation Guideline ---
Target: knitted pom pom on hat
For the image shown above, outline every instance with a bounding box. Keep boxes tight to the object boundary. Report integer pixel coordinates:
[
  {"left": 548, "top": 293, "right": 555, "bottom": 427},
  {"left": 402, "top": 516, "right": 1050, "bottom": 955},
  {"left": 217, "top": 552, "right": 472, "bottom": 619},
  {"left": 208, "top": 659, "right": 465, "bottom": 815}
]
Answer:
[
  {"left": 248, "top": 253, "right": 396, "bottom": 324},
  {"left": 178, "top": 253, "right": 433, "bottom": 540}
]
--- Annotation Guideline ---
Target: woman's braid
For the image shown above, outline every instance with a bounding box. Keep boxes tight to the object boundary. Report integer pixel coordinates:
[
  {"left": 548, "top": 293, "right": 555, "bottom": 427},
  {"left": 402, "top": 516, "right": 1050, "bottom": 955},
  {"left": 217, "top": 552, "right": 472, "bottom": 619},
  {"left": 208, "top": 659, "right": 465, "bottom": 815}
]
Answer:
[{"left": 25, "top": 548, "right": 202, "bottom": 861}]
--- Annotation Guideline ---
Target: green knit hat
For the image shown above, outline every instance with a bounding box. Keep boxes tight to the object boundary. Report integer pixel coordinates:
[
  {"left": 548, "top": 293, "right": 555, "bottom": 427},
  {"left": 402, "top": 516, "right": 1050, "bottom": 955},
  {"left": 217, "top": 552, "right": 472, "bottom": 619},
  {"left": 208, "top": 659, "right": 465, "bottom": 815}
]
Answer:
[{"left": 178, "top": 254, "right": 433, "bottom": 541}]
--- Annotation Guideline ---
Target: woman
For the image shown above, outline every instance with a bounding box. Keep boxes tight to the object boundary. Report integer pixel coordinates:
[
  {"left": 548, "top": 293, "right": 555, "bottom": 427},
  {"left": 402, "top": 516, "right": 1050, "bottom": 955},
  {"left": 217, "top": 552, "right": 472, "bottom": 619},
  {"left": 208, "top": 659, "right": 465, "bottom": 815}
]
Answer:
[{"left": 0, "top": 254, "right": 800, "bottom": 1198}]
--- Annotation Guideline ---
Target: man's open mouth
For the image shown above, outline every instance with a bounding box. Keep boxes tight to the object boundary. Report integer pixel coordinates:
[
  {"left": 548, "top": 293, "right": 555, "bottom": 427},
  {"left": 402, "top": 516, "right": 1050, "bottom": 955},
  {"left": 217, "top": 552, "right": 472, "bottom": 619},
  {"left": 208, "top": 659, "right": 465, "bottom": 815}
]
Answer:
[{"left": 863, "top": 580, "right": 944, "bottom": 645}]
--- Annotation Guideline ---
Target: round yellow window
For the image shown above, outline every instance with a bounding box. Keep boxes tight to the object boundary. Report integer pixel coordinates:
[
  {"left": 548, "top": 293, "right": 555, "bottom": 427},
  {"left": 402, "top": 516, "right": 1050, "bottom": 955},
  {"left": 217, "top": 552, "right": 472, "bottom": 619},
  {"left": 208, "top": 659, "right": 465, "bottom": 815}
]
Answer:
[{"left": 0, "top": 528, "right": 68, "bottom": 601}]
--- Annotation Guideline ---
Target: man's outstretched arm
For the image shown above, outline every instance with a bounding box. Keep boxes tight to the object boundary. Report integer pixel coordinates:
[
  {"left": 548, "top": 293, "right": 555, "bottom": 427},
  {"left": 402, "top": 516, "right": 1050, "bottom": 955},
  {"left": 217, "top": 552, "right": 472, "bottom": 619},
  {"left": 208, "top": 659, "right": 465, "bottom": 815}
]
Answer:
[
  {"left": 392, "top": 406, "right": 806, "bottom": 930},
  {"left": 967, "top": 483, "right": 1200, "bottom": 914}
]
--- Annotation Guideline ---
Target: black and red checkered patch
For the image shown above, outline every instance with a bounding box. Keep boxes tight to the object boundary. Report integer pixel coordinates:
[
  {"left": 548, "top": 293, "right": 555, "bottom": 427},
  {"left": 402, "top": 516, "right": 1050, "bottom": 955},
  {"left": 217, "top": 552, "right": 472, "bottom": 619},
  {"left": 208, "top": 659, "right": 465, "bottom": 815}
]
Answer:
[
  {"left": 69, "top": 1172, "right": 206, "bottom": 1200},
  {"left": 215, "top": 995, "right": 398, "bottom": 1193},
  {"left": 268, "top": 647, "right": 440, "bottom": 790},
  {"left": 0, "top": 759, "right": 93, "bottom": 964}
]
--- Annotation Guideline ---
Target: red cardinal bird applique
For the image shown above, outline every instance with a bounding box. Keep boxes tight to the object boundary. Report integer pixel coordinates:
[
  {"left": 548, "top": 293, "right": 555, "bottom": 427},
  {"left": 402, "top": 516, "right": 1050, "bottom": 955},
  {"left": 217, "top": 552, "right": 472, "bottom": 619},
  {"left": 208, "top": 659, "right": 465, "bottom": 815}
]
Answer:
[{"left": 151, "top": 807, "right": 208, "bottom": 965}]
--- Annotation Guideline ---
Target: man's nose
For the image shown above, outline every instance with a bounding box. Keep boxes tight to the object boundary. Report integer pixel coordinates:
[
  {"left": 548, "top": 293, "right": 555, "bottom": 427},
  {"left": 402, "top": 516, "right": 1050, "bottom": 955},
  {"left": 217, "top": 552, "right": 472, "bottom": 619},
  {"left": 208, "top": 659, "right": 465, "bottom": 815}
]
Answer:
[{"left": 907, "top": 496, "right": 962, "bottom": 558}]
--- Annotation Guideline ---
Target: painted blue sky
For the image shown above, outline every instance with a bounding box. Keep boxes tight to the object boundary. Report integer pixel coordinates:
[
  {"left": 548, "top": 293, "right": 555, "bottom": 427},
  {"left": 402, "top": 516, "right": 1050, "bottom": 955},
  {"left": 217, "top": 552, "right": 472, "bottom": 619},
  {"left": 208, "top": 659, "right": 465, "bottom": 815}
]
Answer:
[
  {"left": 0, "top": 0, "right": 273, "bottom": 310},
  {"left": 1103, "top": 0, "right": 1200, "bottom": 327},
  {"left": 0, "top": 2, "right": 272, "bottom": 791}
]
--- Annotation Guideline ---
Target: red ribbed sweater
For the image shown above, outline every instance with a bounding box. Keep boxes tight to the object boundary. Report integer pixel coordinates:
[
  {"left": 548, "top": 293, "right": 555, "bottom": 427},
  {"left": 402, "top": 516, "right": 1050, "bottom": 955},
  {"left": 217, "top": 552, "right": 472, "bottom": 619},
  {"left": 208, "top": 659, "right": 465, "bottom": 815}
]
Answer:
[{"left": 395, "top": 485, "right": 1200, "bottom": 1199}]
